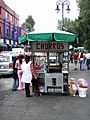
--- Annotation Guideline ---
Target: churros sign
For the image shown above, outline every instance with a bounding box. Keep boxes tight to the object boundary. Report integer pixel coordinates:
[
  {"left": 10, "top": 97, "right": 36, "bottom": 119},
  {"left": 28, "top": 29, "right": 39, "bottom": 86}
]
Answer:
[{"left": 31, "top": 42, "right": 68, "bottom": 52}]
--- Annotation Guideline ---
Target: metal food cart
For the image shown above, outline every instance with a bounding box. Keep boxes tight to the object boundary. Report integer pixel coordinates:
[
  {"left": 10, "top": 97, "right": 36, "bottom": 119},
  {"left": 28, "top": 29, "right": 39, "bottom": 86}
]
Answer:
[{"left": 19, "top": 30, "right": 77, "bottom": 94}]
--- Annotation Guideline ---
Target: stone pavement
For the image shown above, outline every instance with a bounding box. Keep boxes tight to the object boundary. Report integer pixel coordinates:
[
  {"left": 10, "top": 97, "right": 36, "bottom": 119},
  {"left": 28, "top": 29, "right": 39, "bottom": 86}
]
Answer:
[{"left": 0, "top": 63, "right": 90, "bottom": 120}]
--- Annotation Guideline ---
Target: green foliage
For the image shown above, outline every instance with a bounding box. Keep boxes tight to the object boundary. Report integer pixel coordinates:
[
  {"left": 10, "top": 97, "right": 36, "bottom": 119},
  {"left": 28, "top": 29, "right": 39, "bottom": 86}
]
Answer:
[
  {"left": 57, "top": 18, "right": 79, "bottom": 47},
  {"left": 21, "top": 15, "right": 35, "bottom": 32},
  {"left": 76, "top": 0, "right": 90, "bottom": 50},
  {"left": 57, "top": 0, "right": 90, "bottom": 50},
  {"left": 26, "top": 15, "right": 35, "bottom": 28}
]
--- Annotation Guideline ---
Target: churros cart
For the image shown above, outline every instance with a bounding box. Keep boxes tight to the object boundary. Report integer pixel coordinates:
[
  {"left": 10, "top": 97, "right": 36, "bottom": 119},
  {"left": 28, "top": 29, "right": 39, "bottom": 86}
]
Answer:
[{"left": 20, "top": 30, "right": 77, "bottom": 94}]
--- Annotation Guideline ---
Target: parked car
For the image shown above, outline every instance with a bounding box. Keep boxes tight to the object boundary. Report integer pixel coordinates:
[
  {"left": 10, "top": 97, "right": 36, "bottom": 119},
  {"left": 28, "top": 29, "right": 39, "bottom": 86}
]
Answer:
[{"left": 0, "top": 52, "right": 13, "bottom": 75}]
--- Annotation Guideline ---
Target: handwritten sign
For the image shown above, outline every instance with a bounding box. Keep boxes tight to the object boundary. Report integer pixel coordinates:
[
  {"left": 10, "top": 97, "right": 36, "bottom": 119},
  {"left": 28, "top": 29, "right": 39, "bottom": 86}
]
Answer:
[{"left": 31, "top": 41, "right": 68, "bottom": 52}]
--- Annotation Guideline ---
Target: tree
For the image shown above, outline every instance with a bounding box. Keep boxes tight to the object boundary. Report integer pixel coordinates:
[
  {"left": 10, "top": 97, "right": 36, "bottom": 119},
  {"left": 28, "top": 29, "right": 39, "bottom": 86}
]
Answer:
[
  {"left": 76, "top": 0, "right": 90, "bottom": 50},
  {"left": 21, "top": 15, "right": 35, "bottom": 32},
  {"left": 57, "top": 18, "right": 79, "bottom": 47},
  {"left": 57, "top": 0, "right": 90, "bottom": 50},
  {"left": 57, "top": 18, "right": 74, "bottom": 31}
]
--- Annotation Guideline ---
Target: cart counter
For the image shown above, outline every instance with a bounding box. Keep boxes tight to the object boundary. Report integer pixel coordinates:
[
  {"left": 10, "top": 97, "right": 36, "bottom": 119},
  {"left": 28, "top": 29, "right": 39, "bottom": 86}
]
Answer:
[{"left": 35, "top": 70, "right": 69, "bottom": 94}]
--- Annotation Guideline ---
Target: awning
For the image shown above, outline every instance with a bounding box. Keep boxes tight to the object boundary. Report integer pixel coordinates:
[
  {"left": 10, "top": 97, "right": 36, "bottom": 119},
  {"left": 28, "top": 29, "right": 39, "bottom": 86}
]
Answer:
[
  {"left": 18, "top": 34, "right": 27, "bottom": 43},
  {"left": 0, "top": 43, "right": 7, "bottom": 47},
  {"left": 19, "top": 30, "right": 78, "bottom": 43}
]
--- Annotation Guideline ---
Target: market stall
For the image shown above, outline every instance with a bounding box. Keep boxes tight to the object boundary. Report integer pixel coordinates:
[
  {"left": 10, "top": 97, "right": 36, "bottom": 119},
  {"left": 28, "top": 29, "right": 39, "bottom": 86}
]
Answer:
[{"left": 19, "top": 30, "right": 78, "bottom": 94}]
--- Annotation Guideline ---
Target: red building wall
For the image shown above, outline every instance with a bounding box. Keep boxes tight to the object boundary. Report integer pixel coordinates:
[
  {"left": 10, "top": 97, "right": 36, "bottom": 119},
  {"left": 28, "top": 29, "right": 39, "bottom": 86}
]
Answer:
[{"left": 0, "top": 0, "right": 25, "bottom": 48}]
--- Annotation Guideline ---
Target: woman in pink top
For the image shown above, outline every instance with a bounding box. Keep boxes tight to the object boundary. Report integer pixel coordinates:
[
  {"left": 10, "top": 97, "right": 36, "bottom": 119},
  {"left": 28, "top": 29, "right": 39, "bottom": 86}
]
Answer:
[{"left": 15, "top": 54, "right": 25, "bottom": 90}]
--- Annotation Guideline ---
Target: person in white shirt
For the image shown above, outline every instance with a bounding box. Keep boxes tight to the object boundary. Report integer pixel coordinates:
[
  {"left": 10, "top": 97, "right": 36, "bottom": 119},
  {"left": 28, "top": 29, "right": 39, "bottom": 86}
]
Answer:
[
  {"left": 21, "top": 55, "right": 33, "bottom": 97},
  {"left": 85, "top": 50, "right": 90, "bottom": 70}
]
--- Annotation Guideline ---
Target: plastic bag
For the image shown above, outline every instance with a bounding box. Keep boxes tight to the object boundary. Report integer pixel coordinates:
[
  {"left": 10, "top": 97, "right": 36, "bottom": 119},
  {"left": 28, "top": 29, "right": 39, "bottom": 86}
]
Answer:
[{"left": 78, "top": 78, "right": 88, "bottom": 88}]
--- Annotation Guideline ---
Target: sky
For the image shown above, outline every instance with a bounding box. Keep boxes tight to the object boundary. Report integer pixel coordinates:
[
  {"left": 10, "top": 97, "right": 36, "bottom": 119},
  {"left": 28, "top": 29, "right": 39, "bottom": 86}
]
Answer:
[{"left": 3, "top": 0, "right": 79, "bottom": 31}]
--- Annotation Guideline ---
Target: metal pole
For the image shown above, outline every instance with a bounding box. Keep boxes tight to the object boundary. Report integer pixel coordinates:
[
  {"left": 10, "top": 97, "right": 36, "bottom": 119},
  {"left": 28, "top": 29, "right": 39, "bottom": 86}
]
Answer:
[
  {"left": 55, "top": 0, "right": 70, "bottom": 31},
  {"left": 62, "top": 2, "right": 64, "bottom": 30}
]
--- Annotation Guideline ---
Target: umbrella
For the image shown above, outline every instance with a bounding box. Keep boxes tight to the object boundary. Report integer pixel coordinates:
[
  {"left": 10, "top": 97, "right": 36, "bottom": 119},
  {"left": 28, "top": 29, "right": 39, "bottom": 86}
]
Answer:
[{"left": 19, "top": 30, "right": 78, "bottom": 43}]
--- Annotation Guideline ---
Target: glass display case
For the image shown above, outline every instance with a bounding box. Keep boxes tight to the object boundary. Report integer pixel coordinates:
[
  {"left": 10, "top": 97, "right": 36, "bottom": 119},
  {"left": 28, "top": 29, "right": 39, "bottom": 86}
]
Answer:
[{"left": 62, "top": 51, "right": 69, "bottom": 71}]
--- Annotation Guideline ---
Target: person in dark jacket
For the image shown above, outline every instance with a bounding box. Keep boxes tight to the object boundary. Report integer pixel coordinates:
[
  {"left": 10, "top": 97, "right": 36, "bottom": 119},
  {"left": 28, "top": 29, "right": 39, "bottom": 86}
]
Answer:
[{"left": 12, "top": 56, "right": 19, "bottom": 91}]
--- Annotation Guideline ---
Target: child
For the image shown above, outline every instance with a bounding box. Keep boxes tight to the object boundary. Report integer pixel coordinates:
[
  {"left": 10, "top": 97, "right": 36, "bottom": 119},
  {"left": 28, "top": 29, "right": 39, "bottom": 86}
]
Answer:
[{"left": 69, "top": 78, "right": 78, "bottom": 96}]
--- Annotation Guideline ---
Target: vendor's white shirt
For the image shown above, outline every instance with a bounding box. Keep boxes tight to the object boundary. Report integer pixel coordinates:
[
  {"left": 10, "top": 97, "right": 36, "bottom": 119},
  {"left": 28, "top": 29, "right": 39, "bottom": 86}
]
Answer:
[
  {"left": 85, "top": 53, "right": 90, "bottom": 59},
  {"left": 21, "top": 61, "right": 32, "bottom": 83}
]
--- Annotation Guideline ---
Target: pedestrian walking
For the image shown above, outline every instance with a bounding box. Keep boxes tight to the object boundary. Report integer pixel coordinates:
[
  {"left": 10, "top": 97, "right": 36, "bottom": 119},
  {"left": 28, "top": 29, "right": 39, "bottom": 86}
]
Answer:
[
  {"left": 15, "top": 54, "right": 25, "bottom": 90},
  {"left": 79, "top": 52, "right": 84, "bottom": 70},
  {"left": 73, "top": 51, "right": 78, "bottom": 70},
  {"left": 21, "top": 55, "right": 33, "bottom": 97},
  {"left": 69, "top": 51, "right": 73, "bottom": 63},
  {"left": 85, "top": 50, "right": 90, "bottom": 70}
]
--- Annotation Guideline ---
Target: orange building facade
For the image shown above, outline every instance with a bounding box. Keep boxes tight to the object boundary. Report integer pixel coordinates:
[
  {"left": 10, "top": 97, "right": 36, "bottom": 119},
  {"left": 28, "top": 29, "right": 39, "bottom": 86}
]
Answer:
[{"left": 0, "top": 0, "right": 25, "bottom": 51}]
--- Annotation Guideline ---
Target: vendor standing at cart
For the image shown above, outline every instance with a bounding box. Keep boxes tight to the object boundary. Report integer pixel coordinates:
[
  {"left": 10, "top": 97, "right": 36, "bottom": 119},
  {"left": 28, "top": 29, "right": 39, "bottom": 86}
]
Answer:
[{"left": 31, "top": 63, "right": 41, "bottom": 96}]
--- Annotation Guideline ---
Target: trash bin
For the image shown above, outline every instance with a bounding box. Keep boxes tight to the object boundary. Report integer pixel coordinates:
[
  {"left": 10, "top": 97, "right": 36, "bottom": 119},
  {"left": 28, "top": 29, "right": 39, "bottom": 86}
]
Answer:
[
  {"left": 78, "top": 78, "right": 88, "bottom": 98},
  {"left": 78, "top": 87, "right": 87, "bottom": 98}
]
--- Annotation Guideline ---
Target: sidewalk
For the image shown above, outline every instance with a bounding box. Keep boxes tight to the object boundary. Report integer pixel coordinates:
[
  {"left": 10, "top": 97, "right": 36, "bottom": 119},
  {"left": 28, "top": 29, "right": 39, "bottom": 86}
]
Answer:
[
  {"left": 0, "top": 63, "right": 90, "bottom": 120},
  {"left": 0, "top": 87, "right": 90, "bottom": 120}
]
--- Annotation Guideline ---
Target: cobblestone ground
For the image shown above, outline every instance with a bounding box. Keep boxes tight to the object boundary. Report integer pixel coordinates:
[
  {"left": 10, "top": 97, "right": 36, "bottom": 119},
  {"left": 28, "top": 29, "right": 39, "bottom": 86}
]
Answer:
[
  {"left": 0, "top": 76, "right": 12, "bottom": 101},
  {"left": 0, "top": 63, "right": 90, "bottom": 120}
]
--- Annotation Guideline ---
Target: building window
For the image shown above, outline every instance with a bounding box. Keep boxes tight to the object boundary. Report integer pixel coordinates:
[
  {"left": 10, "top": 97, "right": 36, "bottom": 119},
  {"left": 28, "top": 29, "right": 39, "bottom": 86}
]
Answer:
[
  {"left": 6, "top": 29, "right": 9, "bottom": 38},
  {"left": 6, "top": 11, "right": 9, "bottom": 19},
  {"left": 10, "top": 15, "right": 11, "bottom": 21},
  {"left": 0, "top": 6, "right": 1, "bottom": 14},
  {"left": 6, "top": 11, "right": 8, "bottom": 18},
  {"left": 11, "top": 15, "right": 13, "bottom": 22},
  {"left": 10, "top": 15, "right": 13, "bottom": 22}
]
